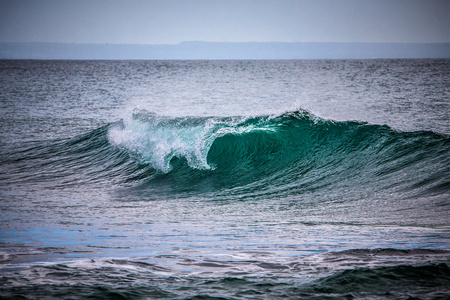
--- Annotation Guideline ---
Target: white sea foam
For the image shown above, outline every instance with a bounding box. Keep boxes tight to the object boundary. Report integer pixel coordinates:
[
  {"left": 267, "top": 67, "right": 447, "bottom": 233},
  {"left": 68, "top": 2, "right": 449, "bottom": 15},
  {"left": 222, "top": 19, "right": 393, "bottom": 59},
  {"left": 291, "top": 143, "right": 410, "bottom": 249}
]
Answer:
[{"left": 108, "top": 111, "right": 217, "bottom": 172}]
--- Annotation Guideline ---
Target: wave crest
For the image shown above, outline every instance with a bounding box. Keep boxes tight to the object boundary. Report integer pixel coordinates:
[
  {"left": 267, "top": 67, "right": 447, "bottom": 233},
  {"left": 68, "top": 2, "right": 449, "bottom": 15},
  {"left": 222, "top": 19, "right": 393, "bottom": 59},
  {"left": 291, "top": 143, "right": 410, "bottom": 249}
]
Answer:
[
  {"left": 107, "top": 109, "right": 293, "bottom": 174},
  {"left": 4, "top": 109, "right": 448, "bottom": 200},
  {"left": 105, "top": 109, "right": 450, "bottom": 198}
]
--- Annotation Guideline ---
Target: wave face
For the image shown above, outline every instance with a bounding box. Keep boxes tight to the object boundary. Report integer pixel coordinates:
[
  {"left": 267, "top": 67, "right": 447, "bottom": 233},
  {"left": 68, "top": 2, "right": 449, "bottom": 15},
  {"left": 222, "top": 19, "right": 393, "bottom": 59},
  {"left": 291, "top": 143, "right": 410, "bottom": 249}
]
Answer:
[
  {"left": 2, "top": 109, "right": 449, "bottom": 202},
  {"left": 103, "top": 109, "right": 450, "bottom": 198}
]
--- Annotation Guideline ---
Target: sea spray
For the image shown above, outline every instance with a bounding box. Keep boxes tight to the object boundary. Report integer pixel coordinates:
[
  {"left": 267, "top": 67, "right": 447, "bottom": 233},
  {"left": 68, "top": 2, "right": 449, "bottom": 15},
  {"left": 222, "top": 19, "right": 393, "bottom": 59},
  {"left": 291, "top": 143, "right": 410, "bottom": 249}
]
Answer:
[{"left": 108, "top": 110, "right": 216, "bottom": 172}]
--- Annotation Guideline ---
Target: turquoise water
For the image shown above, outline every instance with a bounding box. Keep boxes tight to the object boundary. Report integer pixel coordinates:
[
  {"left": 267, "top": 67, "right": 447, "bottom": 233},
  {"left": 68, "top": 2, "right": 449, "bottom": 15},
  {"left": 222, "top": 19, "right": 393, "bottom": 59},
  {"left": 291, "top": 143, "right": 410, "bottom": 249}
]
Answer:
[{"left": 0, "top": 59, "right": 449, "bottom": 299}]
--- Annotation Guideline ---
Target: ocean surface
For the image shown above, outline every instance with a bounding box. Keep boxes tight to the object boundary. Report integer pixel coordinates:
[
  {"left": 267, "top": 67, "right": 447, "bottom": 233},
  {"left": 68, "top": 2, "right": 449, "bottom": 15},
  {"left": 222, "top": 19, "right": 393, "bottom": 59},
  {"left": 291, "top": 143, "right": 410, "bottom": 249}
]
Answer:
[{"left": 0, "top": 59, "right": 449, "bottom": 299}]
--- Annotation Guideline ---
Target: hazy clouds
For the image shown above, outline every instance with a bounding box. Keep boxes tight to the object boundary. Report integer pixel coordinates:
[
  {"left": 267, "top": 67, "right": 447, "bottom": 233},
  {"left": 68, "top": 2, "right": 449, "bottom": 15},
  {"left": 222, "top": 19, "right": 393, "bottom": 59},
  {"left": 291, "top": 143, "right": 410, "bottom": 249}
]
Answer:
[{"left": 1, "top": 0, "right": 449, "bottom": 44}]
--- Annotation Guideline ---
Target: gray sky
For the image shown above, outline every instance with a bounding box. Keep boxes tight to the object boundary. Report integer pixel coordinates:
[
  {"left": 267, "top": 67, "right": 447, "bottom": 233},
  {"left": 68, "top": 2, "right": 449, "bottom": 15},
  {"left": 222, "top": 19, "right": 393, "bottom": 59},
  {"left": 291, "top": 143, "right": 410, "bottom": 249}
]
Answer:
[{"left": 1, "top": 0, "right": 449, "bottom": 44}]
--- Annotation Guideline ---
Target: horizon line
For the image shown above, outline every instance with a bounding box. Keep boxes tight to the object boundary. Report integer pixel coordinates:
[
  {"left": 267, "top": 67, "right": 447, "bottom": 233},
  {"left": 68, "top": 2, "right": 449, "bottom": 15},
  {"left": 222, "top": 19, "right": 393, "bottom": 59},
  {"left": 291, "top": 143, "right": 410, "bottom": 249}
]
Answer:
[{"left": 2, "top": 41, "right": 450, "bottom": 46}]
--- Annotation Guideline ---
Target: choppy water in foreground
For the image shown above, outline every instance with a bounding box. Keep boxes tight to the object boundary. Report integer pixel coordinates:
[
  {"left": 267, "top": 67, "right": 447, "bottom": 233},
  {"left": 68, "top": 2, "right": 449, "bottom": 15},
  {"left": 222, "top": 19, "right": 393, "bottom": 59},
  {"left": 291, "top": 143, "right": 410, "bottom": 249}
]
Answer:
[{"left": 1, "top": 59, "right": 449, "bottom": 299}]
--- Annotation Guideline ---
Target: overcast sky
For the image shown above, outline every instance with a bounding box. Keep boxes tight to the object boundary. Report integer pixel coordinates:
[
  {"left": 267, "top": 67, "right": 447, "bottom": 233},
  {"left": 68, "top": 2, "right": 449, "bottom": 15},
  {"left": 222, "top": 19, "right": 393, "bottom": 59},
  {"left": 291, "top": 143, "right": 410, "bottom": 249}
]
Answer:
[{"left": 1, "top": 0, "right": 449, "bottom": 44}]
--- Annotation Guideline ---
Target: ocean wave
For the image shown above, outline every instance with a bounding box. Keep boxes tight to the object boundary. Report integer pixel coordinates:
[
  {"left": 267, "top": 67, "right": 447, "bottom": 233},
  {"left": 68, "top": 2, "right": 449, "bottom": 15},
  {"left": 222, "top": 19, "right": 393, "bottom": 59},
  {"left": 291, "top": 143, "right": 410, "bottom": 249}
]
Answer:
[
  {"left": 107, "top": 109, "right": 450, "bottom": 196},
  {"left": 2, "top": 109, "right": 449, "bottom": 199}
]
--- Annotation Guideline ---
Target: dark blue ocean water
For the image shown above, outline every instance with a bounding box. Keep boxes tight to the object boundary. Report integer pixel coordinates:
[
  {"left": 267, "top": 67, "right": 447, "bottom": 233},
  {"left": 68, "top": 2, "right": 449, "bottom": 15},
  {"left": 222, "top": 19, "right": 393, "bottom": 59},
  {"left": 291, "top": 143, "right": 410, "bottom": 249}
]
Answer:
[{"left": 0, "top": 59, "right": 449, "bottom": 299}]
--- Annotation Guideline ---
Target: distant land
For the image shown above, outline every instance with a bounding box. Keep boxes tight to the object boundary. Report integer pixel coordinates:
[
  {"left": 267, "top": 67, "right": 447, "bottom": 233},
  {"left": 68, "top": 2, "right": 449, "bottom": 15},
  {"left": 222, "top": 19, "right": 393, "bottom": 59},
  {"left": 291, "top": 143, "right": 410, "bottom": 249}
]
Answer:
[{"left": 1, "top": 42, "right": 449, "bottom": 60}]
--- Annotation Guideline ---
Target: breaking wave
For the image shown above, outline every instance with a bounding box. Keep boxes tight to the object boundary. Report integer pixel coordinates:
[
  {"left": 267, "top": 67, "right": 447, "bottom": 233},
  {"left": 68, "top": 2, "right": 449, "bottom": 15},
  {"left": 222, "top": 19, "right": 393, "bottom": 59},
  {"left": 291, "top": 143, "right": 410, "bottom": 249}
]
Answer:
[{"left": 2, "top": 109, "right": 449, "bottom": 199}]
